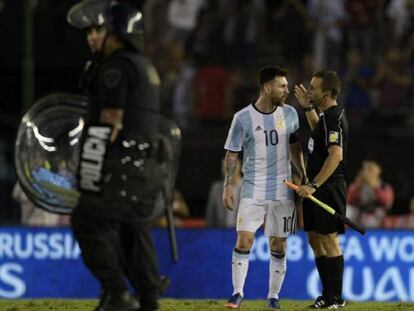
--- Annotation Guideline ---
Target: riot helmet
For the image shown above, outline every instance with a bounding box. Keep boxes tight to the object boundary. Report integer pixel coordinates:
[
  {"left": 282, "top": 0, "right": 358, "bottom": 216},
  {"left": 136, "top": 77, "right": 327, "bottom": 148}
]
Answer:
[
  {"left": 67, "top": 0, "right": 110, "bottom": 29},
  {"left": 102, "top": 2, "right": 144, "bottom": 51},
  {"left": 68, "top": 0, "right": 144, "bottom": 52}
]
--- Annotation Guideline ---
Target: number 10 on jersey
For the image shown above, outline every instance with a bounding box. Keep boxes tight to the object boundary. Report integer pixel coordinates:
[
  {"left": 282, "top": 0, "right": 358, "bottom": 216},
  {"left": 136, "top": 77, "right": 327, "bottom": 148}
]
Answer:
[{"left": 264, "top": 130, "right": 278, "bottom": 146}]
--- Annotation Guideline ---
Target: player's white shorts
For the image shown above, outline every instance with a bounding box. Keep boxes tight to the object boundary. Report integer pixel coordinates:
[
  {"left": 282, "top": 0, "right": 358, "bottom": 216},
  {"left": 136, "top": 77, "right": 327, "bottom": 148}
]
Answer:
[{"left": 236, "top": 198, "right": 297, "bottom": 237}]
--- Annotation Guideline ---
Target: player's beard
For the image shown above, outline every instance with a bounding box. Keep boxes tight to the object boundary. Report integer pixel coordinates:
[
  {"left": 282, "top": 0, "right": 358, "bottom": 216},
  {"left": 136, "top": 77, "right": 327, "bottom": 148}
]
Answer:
[{"left": 273, "top": 96, "right": 286, "bottom": 107}]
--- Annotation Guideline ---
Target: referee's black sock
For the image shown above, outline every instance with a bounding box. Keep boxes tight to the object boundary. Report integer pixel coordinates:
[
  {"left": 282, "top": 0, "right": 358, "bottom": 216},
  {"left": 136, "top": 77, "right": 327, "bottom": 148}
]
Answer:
[
  {"left": 327, "top": 255, "right": 344, "bottom": 301},
  {"left": 315, "top": 256, "right": 329, "bottom": 298}
]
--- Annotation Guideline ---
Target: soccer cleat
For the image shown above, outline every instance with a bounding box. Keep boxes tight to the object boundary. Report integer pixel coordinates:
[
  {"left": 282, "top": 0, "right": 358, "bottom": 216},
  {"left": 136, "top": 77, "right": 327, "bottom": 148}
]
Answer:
[
  {"left": 266, "top": 298, "right": 281, "bottom": 309},
  {"left": 335, "top": 298, "right": 345, "bottom": 308},
  {"left": 316, "top": 298, "right": 345, "bottom": 310},
  {"left": 326, "top": 303, "right": 339, "bottom": 310},
  {"left": 307, "top": 296, "right": 327, "bottom": 309},
  {"left": 224, "top": 293, "right": 243, "bottom": 309}
]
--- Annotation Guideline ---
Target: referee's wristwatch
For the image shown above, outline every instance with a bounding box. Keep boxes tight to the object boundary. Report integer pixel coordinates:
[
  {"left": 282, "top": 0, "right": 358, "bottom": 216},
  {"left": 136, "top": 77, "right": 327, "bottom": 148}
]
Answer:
[{"left": 308, "top": 180, "right": 319, "bottom": 190}]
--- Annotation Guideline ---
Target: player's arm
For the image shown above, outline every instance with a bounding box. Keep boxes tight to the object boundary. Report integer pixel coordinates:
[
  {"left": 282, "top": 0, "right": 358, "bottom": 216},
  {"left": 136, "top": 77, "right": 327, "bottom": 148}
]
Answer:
[
  {"left": 223, "top": 150, "right": 239, "bottom": 211},
  {"left": 289, "top": 141, "right": 307, "bottom": 184},
  {"left": 224, "top": 151, "right": 239, "bottom": 186},
  {"left": 294, "top": 84, "right": 319, "bottom": 130},
  {"left": 288, "top": 127, "right": 307, "bottom": 183},
  {"left": 223, "top": 113, "right": 243, "bottom": 211}
]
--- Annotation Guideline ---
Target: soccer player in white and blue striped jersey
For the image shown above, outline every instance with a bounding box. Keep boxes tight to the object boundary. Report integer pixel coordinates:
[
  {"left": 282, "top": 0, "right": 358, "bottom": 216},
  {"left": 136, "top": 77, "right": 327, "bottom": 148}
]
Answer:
[{"left": 223, "top": 66, "right": 306, "bottom": 309}]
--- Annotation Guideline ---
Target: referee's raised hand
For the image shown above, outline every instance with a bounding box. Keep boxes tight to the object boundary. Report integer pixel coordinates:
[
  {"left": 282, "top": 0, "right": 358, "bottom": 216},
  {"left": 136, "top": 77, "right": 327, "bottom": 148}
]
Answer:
[{"left": 294, "top": 84, "right": 310, "bottom": 108}]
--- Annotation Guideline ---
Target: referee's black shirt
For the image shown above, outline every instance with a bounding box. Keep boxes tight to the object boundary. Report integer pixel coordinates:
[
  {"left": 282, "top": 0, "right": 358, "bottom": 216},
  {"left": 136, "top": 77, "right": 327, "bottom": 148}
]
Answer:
[{"left": 306, "top": 105, "right": 348, "bottom": 184}]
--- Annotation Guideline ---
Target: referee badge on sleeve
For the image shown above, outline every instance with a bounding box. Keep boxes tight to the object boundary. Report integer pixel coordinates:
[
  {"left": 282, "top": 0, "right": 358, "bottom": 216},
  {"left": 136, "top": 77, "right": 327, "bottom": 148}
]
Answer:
[{"left": 329, "top": 131, "right": 339, "bottom": 143}]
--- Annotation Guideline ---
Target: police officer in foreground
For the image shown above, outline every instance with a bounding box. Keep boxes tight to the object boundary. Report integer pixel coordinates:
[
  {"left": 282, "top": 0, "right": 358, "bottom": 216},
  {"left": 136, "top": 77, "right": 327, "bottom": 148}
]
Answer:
[{"left": 67, "top": 1, "right": 165, "bottom": 310}]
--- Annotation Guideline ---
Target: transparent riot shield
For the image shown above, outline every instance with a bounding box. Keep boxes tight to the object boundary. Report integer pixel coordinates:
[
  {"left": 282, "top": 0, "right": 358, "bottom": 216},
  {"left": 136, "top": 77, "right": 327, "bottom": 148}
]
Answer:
[
  {"left": 15, "top": 92, "right": 182, "bottom": 261},
  {"left": 15, "top": 93, "right": 182, "bottom": 219},
  {"left": 14, "top": 93, "right": 88, "bottom": 214}
]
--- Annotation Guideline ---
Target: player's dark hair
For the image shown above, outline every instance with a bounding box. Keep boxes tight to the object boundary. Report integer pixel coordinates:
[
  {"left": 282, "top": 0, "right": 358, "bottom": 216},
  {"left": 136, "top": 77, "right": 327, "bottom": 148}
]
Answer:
[
  {"left": 313, "top": 70, "right": 341, "bottom": 99},
  {"left": 258, "top": 66, "right": 287, "bottom": 88}
]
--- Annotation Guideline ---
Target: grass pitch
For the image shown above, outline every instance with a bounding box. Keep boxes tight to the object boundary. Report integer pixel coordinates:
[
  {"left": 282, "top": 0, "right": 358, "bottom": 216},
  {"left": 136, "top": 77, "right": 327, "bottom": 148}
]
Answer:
[{"left": 0, "top": 299, "right": 413, "bottom": 310}]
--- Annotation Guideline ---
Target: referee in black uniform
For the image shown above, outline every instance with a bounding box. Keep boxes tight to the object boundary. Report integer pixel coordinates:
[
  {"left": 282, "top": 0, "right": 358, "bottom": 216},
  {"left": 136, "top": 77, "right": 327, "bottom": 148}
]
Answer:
[
  {"left": 294, "top": 71, "right": 348, "bottom": 309},
  {"left": 68, "top": 2, "right": 164, "bottom": 310}
]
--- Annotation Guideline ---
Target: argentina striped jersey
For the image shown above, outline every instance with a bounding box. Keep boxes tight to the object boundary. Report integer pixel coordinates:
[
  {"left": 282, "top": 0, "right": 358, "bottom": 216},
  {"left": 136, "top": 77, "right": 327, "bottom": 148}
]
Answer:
[{"left": 224, "top": 104, "right": 300, "bottom": 201}]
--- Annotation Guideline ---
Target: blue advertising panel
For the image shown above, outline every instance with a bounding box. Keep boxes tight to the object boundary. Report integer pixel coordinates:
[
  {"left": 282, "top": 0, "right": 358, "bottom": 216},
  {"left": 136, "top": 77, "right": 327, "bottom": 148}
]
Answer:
[
  {"left": 0, "top": 227, "right": 99, "bottom": 298},
  {"left": 0, "top": 227, "right": 414, "bottom": 301}
]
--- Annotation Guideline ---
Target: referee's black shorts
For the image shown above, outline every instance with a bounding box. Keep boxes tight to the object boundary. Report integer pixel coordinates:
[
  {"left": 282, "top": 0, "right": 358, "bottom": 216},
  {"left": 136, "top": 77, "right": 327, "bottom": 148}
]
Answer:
[{"left": 303, "top": 181, "right": 347, "bottom": 234}]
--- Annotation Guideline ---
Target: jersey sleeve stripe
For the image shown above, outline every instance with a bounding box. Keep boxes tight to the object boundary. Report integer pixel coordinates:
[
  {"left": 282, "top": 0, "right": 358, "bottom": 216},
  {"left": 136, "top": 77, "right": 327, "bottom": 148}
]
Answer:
[{"left": 224, "top": 113, "right": 243, "bottom": 151}]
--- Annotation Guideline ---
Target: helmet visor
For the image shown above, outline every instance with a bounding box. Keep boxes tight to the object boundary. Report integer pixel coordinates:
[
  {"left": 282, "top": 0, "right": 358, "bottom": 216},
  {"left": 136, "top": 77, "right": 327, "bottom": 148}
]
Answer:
[{"left": 67, "top": 0, "right": 109, "bottom": 29}]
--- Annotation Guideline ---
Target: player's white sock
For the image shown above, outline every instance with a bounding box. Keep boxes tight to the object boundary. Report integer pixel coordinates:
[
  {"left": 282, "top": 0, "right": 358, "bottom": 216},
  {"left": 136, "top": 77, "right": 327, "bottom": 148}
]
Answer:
[
  {"left": 268, "top": 251, "right": 287, "bottom": 299},
  {"left": 232, "top": 247, "right": 250, "bottom": 297}
]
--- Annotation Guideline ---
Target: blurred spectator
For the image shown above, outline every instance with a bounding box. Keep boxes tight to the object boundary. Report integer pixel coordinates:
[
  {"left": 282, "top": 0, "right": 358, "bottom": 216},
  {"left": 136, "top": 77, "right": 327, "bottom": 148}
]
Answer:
[
  {"left": 172, "top": 54, "right": 198, "bottom": 129},
  {"left": 231, "top": 66, "right": 258, "bottom": 112},
  {"left": 160, "top": 39, "right": 186, "bottom": 114},
  {"left": 341, "top": 48, "right": 373, "bottom": 122},
  {"left": 221, "top": 0, "right": 264, "bottom": 71},
  {"left": 12, "top": 182, "right": 60, "bottom": 226},
  {"left": 143, "top": 0, "right": 171, "bottom": 57},
  {"left": 347, "top": 161, "right": 394, "bottom": 228},
  {"left": 205, "top": 158, "right": 242, "bottom": 228},
  {"left": 308, "top": 0, "right": 346, "bottom": 70},
  {"left": 155, "top": 190, "right": 190, "bottom": 228},
  {"left": 386, "top": 0, "right": 414, "bottom": 47},
  {"left": 345, "top": 0, "right": 384, "bottom": 64},
  {"left": 191, "top": 55, "right": 234, "bottom": 121},
  {"left": 186, "top": 2, "right": 222, "bottom": 67},
  {"left": 167, "top": 0, "right": 207, "bottom": 42},
  {"left": 266, "top": 0, "right": 311, "bottom": 69},
  {"left": 299, "top": 53, "right": 315, "bottom": 84},
  {"left": 372, "top": 47, "right": 412, "bottom": 108}
]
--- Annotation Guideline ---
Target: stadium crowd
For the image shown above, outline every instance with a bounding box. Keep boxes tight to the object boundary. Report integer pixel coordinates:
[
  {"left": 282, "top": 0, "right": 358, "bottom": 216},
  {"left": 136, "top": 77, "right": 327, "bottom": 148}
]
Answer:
[{"left": 1, "top": 0, "right": 414, "bottom": 229}]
